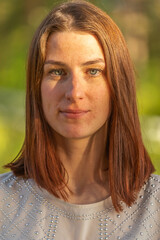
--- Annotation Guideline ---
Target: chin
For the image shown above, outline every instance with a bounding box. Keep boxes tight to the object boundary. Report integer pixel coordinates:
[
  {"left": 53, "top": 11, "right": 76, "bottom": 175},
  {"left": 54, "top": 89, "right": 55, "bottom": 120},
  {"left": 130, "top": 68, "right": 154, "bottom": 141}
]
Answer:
[
  {"left": 54, "top": 128, "right": 94, "bottom": 140},
  {"left": 61, "top": 132, "right": 91, "bottom": 140}
]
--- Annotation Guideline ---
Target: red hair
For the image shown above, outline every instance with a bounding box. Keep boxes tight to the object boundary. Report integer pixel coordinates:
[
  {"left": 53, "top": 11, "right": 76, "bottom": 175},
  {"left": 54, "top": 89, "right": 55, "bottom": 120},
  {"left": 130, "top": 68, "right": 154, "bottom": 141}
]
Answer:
[{"left": 5, "top": 0, "right": 154, "bottom": 212}]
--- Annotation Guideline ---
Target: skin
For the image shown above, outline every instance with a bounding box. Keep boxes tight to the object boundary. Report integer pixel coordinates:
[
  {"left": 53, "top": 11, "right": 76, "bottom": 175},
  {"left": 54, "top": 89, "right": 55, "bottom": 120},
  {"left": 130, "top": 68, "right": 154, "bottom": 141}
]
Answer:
[{"left": 41, "top": 31, "right": 110, "bottom": 204}]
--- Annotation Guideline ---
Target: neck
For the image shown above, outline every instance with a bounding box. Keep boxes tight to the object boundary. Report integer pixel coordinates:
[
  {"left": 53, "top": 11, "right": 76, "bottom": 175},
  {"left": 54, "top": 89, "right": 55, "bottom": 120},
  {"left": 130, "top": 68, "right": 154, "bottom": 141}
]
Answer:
[{"left": 53, "top": 125, "right": 109, "bottom": 203}]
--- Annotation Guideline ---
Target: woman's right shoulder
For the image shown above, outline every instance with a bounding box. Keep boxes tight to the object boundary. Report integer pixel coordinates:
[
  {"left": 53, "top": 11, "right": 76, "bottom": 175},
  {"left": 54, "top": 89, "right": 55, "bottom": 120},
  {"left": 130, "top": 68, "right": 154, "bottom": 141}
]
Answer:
[
  {"left": 0, "top": 171, "right": 28, "bottom": 198},
  {"left": 0, "top": 171, "right": 16, "bottom": 181},
  {"left": 0, "top": 171, "right": 18, "bottom": 194},
  {"left": 0, "top": 171, "right": 16, "bottom": 185}
]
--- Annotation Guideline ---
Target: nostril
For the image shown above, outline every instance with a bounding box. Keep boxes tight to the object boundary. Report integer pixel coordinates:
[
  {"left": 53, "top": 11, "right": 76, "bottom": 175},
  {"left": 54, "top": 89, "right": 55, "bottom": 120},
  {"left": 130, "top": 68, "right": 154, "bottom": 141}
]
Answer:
[
  {"left": 65, "top": 90, "right": 84, "bottom": 101},
  {"left": 65, "top": 84, "right": 84, "bottom": 101}
]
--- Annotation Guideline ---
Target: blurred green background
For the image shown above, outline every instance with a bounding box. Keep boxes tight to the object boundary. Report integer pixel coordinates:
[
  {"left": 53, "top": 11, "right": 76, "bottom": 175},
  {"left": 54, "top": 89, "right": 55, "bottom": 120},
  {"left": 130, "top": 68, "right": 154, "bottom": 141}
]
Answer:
[{"left": 0, "top": 0, "right": 160, "bottom": 174}]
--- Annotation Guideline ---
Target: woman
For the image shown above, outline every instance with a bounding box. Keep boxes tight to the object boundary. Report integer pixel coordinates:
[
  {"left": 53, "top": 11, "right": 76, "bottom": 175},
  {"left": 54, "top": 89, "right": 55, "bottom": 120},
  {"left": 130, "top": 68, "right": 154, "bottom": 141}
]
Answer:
[{"left": 0, "top": 1, "right": 159, "bottom": 239}]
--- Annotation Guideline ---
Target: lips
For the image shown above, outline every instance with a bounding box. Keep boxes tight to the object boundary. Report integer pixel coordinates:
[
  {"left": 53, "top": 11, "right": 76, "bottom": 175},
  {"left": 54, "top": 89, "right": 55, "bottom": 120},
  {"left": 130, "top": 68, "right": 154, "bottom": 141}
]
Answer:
[{"left": 60, "top": 109, "right": 89, "bottom": 119}]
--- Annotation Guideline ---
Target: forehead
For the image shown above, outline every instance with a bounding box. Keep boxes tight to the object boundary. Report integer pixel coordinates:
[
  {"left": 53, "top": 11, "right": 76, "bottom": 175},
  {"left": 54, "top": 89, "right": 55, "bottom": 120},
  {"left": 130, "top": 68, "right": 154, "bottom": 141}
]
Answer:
[{"left": 45, "top": 31, "right": 105, "bottom": 62}]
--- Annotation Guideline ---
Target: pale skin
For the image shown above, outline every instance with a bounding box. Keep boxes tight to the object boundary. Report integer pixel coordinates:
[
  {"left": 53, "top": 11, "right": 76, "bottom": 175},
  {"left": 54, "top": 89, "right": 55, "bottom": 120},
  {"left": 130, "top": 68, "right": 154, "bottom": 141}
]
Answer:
[{"left": 41, "top": 31, "right": 110, "bottom": 204}]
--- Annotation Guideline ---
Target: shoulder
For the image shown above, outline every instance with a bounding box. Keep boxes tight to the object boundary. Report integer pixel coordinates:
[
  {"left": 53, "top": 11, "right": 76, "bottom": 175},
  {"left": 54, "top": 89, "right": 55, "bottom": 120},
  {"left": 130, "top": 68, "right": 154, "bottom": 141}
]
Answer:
[
  {"left": 137, "top": 174, "right": 160, "bottom": 208},
  {"left": 145, "top": 174, "right": 160, "bottom": 193},
  {"left": 0, "top": 171, "right": 36, "bottom": 201},
  {"left": 0, "top": 171, "right": 16, "bottom": 190},
  {"left": 0, "top": 172, "right": 24, "bottom": 202},
  {"left": 0, "top": 171, "right": 23, "bottom": 192},
  {"left": 0, "top": 171, "right": 16, "bottom": 181}
]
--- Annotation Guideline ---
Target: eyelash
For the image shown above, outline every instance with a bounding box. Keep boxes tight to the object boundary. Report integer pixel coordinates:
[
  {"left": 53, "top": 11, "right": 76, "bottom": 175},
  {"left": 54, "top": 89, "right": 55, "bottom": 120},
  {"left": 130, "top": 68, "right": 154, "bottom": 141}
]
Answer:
[
  {"left": 87, "top": 68, "right": 102, "bottom": 76},
  {"left": 47, "top": 68, "right": 103, "bottom": 79},
  {"left": 48, "top": 69, "right": 65, "bottom": 76}
]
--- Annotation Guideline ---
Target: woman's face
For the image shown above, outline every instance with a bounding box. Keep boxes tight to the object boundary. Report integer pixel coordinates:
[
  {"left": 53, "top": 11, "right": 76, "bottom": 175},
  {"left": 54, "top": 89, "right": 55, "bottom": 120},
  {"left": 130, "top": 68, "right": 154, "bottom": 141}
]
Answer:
[{"left": 41, "top": 31, "right": 110, "bottom": 139}]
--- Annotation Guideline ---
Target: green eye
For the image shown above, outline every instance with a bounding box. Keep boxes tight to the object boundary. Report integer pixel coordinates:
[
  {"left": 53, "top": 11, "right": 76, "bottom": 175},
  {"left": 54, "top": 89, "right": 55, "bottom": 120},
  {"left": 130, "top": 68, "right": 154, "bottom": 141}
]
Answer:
[
  {"left": 54, "top": 69, "right": 64, "bottom": 76},
  {"left": 49, "top": 69, "right": 65, "bottom": 76},
  {"left": 88, "top": 69, "right": 101, "bottom": 76}
]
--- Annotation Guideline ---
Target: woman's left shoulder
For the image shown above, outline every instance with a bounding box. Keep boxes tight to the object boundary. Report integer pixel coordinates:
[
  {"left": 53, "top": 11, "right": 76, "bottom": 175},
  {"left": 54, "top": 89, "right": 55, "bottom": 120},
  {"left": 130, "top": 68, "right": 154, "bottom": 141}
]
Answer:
[
  {"left": 146, "top": 174, "right": 160, "bottom": 189},
  {"left": 142, "top": 174, "right": 160, "bottom": 201}
]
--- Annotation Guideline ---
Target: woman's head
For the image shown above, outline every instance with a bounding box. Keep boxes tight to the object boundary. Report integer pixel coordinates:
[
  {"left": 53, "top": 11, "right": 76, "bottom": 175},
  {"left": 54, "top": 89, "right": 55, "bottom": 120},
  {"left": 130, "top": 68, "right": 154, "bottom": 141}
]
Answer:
[
  {"left": 27, "top": 0, "right": 136, "bottom": 149},
  {"left": 28, "top": 0, "right": 135, "bottom": 116},
  {"left": 6, "top": 0, "right": 154, "bottom": 212},
  {"left": 41, "top": 31, "right": 110, "bottom": 140}
]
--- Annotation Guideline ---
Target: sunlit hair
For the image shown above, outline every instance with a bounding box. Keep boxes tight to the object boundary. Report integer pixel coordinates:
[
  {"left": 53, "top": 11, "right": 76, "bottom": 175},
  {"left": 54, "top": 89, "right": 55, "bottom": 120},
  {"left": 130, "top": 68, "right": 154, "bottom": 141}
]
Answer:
[{"left": 5, "top": 0, "right": 154, "bottom": 212}]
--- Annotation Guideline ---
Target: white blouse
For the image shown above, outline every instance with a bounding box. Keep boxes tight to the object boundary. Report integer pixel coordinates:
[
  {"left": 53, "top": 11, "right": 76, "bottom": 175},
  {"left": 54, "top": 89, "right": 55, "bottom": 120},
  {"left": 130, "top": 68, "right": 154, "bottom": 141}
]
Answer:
[{"left": 0, "top": 171, "right": 160, "bottom": 240}]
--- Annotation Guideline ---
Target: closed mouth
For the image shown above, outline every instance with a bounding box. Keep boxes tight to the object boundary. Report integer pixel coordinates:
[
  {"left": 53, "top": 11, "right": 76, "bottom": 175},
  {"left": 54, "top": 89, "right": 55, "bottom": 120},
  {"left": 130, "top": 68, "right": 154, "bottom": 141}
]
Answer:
[{"left": 60, "top": 109, "right": 89, "bottom": 118}]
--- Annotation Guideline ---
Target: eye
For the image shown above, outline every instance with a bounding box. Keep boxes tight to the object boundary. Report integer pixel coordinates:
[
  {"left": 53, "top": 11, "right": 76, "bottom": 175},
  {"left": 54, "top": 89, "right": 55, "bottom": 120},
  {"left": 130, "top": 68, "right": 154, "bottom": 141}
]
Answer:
[
  {"left": 49, "top": 69, "right": 65, "bottom": 76},
  {"left": 88, "top": 68, "right": 102, "bottom": 76}
]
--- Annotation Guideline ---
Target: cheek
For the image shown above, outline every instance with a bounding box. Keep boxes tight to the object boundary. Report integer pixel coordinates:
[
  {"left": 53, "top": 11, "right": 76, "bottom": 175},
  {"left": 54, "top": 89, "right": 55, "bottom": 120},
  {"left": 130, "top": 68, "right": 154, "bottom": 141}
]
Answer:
[
  {"left": 41, "top": 83, "right": 50, "bottom": 111},
  {"left": 93, "top": 86, "right": 110, "bottom": 108},
  {"left": 93, "top": 87, "right": 111, "bottom": 121},
  {"left": 41, "top": 82, "right": 59, "bottom": 109},
  {"left": 41, "top": 84, "right": 58, "bottom": 121}
]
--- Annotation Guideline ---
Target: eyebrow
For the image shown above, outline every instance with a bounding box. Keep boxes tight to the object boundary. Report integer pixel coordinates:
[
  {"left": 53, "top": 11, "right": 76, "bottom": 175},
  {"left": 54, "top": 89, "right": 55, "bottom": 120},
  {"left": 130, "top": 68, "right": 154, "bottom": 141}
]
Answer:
[
  {"left": 82, "top": 58, "right": 105, "bottom": 66},
  {"left": 44, "top": 60, "right": 66, "bottom": 67},
  {"left": 44, "top": 58, "right": 105, "bottom": 67}
]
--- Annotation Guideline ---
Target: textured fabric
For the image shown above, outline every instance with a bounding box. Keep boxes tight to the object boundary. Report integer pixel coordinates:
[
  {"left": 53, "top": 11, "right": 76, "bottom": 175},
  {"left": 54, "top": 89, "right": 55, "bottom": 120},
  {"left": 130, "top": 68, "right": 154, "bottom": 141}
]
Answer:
[{"left": 0, "top": 172, "right": 160, "bottom": 240}]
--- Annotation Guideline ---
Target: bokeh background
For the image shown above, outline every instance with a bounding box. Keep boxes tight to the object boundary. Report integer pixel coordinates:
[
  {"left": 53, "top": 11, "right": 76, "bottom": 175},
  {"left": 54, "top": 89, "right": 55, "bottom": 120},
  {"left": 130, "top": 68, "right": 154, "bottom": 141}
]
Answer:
[{"left": 0, "top": 0, "right": 160, "bottom": 174}]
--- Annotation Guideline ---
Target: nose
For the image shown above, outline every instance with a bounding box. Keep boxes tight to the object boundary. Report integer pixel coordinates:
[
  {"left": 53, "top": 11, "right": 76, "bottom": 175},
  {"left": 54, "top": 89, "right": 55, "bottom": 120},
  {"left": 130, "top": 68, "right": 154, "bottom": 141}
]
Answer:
[{"left": 65, "top": 73, "right": 85, "bottom": 101}]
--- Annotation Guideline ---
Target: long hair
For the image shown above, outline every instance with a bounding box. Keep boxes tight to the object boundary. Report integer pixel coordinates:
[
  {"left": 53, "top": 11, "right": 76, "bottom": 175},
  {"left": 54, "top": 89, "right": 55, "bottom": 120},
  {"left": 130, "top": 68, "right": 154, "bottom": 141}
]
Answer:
[{"left": 5, "top": 0, "right": 154, "bottom": 212}]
